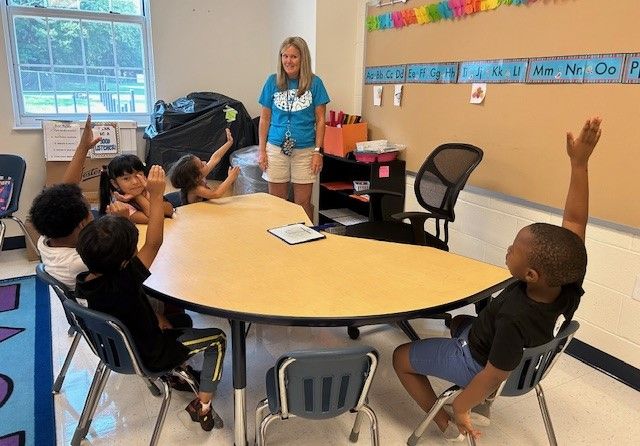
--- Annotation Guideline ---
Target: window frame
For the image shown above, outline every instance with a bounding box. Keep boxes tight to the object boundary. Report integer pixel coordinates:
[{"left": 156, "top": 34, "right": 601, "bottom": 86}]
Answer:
[{"left": 1, "top": 0, "right": 155, "bottom": 128}]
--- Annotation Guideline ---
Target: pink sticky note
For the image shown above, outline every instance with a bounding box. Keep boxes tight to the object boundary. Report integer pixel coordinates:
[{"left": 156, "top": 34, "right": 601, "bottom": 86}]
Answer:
[{"left": 379, "top": 165, "right": 390, "bottom": 178}]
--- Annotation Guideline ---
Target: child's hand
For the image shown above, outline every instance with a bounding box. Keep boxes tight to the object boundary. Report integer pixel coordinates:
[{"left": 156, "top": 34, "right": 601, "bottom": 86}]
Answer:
[
  {"left": 227, "top": 166, "right": 240, "bottom": 182},
  {"left": 566, "top": 117, "right": 602, "bottom": 166},
  {"left": 106, "top": 201, "right": 130, "bottom": 218},
  {"left": 225, "top": 128, "right": 234, "bottom": 145},
  {"left": 113, "top": 191, "right": 136, "bottom": 202},
  {"left": 146, "top": 165, "right": 166, "bottom": 198},
  {"left": 453, "top": 408, "right": 481, "bottom": 441},
  {"left": 156, "top": 312, "right": 173, "bottom": 330},
  {"left": 79, "top": 115, "right": 102, "bottom": 150}
]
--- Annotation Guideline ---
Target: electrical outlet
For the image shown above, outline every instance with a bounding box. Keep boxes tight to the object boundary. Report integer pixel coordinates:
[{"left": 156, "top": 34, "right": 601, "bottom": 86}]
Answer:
[{"left": 633, "top": 275, "right": 640, "bottom": 301}]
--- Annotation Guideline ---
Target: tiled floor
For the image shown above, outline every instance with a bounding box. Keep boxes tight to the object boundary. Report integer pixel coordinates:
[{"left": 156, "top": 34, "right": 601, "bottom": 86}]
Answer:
[{"left": 2, "top": 248, "right": 639, "bottom": 445}]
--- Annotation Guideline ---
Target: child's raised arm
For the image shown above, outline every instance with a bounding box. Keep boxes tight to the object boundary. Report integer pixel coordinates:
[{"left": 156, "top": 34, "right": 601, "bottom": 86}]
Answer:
[
  {"left": 137, "top": 165, "right": 166, "bottom": 269},
  {"left": 202, "top": 128, "right": 234, "bottom": 177},
  {"left": 194, "top": 166, "right": 240, "bottom": 200},
  {"left": 62, "top": 115, "right": 102, "bottom": 184},
  {"left": 562, "top": 117, "right": 602, "bottom": 241}
]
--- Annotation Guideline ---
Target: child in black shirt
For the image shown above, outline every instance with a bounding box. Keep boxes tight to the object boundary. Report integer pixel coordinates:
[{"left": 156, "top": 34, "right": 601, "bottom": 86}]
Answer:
[
  {"left": 393, "top": 117, "right": 602, "bottom": 441},
  {"left": 75, "top": 165, "right": 226, "bottom": 432}
]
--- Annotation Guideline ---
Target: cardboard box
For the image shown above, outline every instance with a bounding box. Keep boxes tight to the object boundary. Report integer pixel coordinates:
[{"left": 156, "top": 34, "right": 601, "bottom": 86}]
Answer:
[
  {"left": 45, "top": 158, "right": 106, "bottom": 204},
  {"left": 24, "top": 217, "right": 41, "bottom": 261},
  {"left": 323, "top": 122, "right": 368, "bottom": 157}
]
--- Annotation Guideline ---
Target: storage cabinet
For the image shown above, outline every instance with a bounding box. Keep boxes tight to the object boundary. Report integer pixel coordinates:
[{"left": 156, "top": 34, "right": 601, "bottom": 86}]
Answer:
[{"left": 318, "top": 154, "right": 405, "bottom": 225}]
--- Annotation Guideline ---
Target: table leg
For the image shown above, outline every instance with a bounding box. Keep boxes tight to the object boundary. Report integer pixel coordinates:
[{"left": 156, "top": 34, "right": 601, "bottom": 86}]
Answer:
[
  {"left": 397, "top": 320, "right": 420, "bottom": 341},
  {"left": 231, "top": 319, "right": 248, "bottom": 446}
]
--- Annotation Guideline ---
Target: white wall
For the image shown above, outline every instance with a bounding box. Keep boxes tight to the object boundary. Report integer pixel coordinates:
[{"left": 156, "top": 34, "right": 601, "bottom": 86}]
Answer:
[{"left": 0, "top": 0, "right": 318, "bottom": 238}]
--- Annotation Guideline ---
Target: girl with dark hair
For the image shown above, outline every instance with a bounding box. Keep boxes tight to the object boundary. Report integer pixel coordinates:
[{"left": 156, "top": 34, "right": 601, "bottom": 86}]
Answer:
[
  {"left": 168, "top": 128, "right": 240, "bottom": 205},
  {"left": 99, "top": 154, "right": 173, "bottom": 223}
]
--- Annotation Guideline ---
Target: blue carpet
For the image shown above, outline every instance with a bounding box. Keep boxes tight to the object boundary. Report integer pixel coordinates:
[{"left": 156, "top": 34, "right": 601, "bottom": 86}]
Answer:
[{"left": 0, "top": 275, "right": 55, "bottom": 446}]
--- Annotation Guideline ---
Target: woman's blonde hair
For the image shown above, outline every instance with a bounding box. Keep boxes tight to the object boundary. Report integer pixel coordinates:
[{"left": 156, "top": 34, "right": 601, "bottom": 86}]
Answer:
[{"left": 276, "top": 36, "right": 313, "bottom": 96}]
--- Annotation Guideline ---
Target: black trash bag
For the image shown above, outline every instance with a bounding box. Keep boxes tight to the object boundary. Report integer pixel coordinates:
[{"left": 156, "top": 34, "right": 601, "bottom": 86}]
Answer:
[{"left": 144, "top": 92, "right": 257, "bottom": 181}]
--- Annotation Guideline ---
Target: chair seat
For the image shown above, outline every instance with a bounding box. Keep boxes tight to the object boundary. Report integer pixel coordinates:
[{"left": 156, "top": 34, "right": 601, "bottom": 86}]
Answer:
[{"left": 346, "top": 221, "right": 449, "bottom": 251}]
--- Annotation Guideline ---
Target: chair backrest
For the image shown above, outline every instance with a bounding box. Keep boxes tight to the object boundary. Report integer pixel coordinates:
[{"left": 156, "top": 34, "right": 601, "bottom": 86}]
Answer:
[
  {"left": 35, "top": 263, "right": 77, "bottom": 328},
  {"left": 274, "top": 346, "right": 378, "bottom": 420},
  {"left": 62, "top": 298, "right": 157, "bottom": 377},
  {"left": 414, "top": 144, "right": 483, "bottom": 222},
  {"left": 0, "top": 154, "right": 26, "bottom": 217},
  {"left": 499, "top": 320, "right": 579, "bottom": 397}
]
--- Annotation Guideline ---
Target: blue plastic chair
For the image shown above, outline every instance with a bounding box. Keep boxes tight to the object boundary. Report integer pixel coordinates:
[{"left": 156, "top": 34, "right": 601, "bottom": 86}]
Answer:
[
  {"left": 35, "top": 263, "right": 82, "bottom": 393},
  {"left": 0, "top": 154, "right": 37, "bottom": 254},
  {"left": 62, "top": 299, "right": 198, "bottom": 446},
  {"left": 407, "top": 321, "right": 580, "bottom": 446},
  {"left": 255, "top": 346, "right": 380, "bottom": 446}
]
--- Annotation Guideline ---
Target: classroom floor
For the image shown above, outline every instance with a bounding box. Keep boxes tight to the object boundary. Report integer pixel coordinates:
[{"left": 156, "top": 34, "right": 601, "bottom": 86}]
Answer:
[{"left": 2, "top": 248, "right": 638, "bottom": 446}]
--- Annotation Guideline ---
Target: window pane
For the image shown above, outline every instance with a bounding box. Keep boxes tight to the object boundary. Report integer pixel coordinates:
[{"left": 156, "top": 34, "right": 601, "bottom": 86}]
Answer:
[
  {"left": 9, "top": 1, "right": 45, "bottom": 6},
  {"left": 87, "top": 67, "right": 115, "bottom": 91},
  {"left": 83, "top": 20, "right": 114, "bottom": 67},
  {"left": 53, "top": 67, "right": 85, "bottom": 93},
  {"left": 22, "top": 92, "right": 56, "bottom": 113},
  {"left": 114, "top": 23, "right": 143, "bottom": 68},
  {"left": 50, "top": 19, "right": 83, "bottom": 66},
  {"left": 14, "top": 16, "right": 49, "bottom": 65},
  {"left": 118, "top": 68, "right": 146, "bottom": 113},
  {"left": 10, "top": 0, "right": 142, "bottom": 15}
]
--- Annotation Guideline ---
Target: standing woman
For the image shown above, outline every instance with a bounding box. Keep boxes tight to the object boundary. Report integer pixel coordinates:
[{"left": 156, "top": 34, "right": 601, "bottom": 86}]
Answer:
[{"left": 258, "top": 36, "right": 330, "bottom": 220}]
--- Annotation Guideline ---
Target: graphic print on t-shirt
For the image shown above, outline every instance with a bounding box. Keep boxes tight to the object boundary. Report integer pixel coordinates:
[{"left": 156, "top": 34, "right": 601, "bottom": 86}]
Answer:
[{"left": 273, "top": 89, "right": 312, "bottom": 112}]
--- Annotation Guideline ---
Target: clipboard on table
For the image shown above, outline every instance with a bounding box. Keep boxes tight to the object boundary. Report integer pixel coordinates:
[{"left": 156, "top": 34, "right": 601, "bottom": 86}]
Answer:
[{"left": 267, "top": 223, "right": 326, "bottom": 245}]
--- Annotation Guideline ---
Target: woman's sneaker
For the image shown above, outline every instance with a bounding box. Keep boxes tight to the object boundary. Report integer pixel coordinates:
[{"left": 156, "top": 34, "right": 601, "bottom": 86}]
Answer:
[{"left": 185, "top": 399, "right": 223, "bottom": 431}]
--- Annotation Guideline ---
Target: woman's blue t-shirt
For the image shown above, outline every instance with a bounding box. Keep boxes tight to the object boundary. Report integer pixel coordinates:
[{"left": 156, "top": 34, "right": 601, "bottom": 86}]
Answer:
[{"left": 258, "top": 74, "right": 330, "bottom": 149}]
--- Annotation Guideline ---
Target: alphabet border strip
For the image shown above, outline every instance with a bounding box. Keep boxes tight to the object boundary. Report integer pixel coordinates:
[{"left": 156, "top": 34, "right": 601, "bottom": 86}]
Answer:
[{"left": 364, "top": 53, "right": 640, "bottom": 85}]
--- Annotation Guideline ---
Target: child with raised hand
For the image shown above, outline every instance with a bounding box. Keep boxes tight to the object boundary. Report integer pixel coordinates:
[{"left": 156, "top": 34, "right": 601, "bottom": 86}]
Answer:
[
  {"left": 99, "top": 154, "right": 174, "bottom": 223},
  {"left": 168, "top": 128, "right": 240, "bottom": 205},
  {"left": 30, "top": 115, "right": 118, "bottom": 290},
  {"left": 392, "top": 117, "right": 602, "bottom": 442},
  {"left": 76, "top": 165, "right": 227, "bottom": 431}
]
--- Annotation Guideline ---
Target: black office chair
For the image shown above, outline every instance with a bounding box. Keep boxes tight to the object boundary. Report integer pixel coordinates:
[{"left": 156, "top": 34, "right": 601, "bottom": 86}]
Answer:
[
  {"left": 345, "top": 144, "right": 484, "bottom": 340},
  {"left": 346, "top": 144, "right": 483, "bottom": 250},
  {"left": 407, "top": 321, "right": 580, "bottom": 446},
  {"left": 0, "top": 154, "right": 38, "bottom": 254}
]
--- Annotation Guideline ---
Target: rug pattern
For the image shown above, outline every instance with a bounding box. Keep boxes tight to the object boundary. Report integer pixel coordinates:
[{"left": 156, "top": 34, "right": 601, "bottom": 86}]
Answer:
[{"left": 0, "top": 276, "right": 54, "bottom": 446}]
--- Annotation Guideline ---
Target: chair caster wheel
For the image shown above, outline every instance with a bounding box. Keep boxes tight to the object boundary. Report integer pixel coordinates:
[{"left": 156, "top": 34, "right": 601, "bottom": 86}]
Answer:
[{"left": 348, "top": 327, "right": 360, "bottom": 340}]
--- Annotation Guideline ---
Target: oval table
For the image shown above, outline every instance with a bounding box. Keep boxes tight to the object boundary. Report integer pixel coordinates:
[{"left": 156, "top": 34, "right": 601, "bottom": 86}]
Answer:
[{"left": 142, "top": 193, "right": 513, "bottom": 445}]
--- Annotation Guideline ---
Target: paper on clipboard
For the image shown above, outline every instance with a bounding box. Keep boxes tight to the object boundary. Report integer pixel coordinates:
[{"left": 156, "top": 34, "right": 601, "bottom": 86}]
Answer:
[{"left": 268, "top": 223, "right": 325, "bottom": 245}]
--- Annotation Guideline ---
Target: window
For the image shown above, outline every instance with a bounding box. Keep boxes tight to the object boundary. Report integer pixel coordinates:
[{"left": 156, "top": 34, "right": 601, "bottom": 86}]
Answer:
[{"left": 2, "top": 0, "right": 154, "bottom": 127}]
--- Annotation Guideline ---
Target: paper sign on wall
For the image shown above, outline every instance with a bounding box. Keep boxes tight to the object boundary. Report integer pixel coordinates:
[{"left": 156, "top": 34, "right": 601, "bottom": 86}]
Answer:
[
  {"left": 373, "top": 85, "right": 383, "bottom": 106},
  {"left": 394, "top": 84, "right": 403, "bottom": 106},
  {"left": 470, "top": 83, "right": 487, "bottom": 104},
  {"left": 92, "top": 123, "right": 119, "bottom": 158}
]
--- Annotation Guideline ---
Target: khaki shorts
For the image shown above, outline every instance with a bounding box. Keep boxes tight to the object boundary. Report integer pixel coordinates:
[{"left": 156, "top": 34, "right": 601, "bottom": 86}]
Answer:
[{"left": 262, "top": 142, "right": 316, "bottom": 184}]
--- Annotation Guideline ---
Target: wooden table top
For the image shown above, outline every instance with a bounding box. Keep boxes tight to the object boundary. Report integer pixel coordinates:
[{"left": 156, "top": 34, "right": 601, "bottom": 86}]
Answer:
[{"left": 141, "top": 193, "right": 512, "bottom": 325}]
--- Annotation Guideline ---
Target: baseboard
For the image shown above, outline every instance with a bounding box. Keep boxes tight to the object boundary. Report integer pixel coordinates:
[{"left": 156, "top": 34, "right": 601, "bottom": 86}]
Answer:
[
  {"left": 1, "top": 235, "right": 26, "bottom": 251},
  {"left": 566, "top": 338, "right": 640, "bottom": 391}
]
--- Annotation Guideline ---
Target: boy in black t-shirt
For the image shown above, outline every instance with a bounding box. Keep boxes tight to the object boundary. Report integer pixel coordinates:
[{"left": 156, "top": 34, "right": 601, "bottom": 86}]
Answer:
[
  {"left": 393, "top": 117, "right": 602, "bottom": 441},
  {"left": 75, "top": 165, "right": 227, "bottom": 432}
]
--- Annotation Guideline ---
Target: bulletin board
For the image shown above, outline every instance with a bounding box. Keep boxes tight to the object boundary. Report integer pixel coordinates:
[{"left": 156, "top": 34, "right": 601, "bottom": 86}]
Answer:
[{"left": 363, "top": 0, "right": 640, "bottom": 228}]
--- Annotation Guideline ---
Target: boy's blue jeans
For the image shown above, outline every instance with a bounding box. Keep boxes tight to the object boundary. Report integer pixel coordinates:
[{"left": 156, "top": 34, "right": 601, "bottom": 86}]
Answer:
[{"left": 408, "top": 316, "right": 484, "bottom": 387}]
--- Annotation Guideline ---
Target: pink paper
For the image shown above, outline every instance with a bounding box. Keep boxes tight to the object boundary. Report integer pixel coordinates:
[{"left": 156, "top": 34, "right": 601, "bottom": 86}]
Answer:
[{"left": 379, "top": 165, "right": 390, "bottom": 178}]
